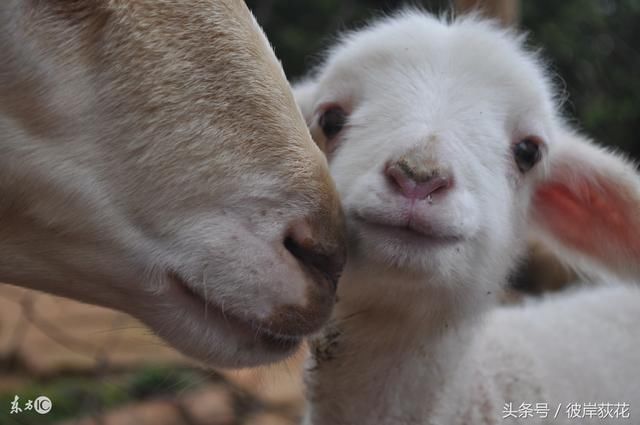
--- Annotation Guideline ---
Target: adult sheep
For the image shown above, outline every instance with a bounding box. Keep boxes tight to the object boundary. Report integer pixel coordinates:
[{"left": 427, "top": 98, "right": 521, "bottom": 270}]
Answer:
[{"left": 0, "top": 0, "right": 346, "bottom": 369}]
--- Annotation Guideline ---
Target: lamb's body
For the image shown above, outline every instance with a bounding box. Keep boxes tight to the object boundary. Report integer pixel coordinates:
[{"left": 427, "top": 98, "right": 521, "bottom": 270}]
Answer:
[
  {"left": 296, "top": 12, "right": 640, "bottom": 425},
  {"left": 306, "top": 274, "right": 640, "bottom": 425},
  {"left": 460, "top": 285, "right": 640, "bottom": 422}
]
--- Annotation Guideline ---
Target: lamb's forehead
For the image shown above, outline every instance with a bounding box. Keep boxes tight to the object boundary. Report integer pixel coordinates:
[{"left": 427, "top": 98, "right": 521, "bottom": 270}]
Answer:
[{"left": 318, "top": 13, "right": 554, "bottom": 111}]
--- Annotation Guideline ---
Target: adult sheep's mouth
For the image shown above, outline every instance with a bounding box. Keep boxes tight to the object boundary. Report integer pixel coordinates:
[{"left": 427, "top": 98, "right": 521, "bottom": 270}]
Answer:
[{"left": 168, "top": 271, "right": 303, "bottom": 352}]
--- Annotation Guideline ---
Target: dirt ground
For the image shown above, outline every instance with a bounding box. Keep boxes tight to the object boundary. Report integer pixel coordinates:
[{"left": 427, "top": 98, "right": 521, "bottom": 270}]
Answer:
[{"left": 0, "top": 285, "right": 307, "bottom": 425}]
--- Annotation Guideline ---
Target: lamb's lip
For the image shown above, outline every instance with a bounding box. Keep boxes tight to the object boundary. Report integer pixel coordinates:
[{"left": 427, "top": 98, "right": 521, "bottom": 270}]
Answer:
[
  {"left": 167, "top": 271, "right": 303, "bottom": 350},
  {"left": 354, "top": 215, "right": 464, "bottom": 244}
]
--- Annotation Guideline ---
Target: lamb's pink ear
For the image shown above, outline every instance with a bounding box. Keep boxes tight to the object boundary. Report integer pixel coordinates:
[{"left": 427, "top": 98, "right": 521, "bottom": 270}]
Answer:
[{"left": 531, "top": 129, "right": 640, "bottom": 279}]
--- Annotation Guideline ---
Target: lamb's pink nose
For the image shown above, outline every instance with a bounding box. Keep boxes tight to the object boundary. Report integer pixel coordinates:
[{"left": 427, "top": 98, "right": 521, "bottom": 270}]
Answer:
[{"left": 386, "top": 161, "right": 452, "bottom": 200}]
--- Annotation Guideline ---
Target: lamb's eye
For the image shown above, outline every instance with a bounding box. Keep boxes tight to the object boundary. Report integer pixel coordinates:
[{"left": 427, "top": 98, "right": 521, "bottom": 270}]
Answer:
[
  {"left": 319, "top": 107, "right": 347, "bottom": 139},
  {"left": 513, "top": 137, "right": 541, "bottom": 173}
]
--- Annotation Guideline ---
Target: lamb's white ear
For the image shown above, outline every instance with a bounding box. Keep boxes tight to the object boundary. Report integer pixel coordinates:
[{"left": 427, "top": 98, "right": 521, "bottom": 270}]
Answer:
[
  {"left": 292, "top": 78, "right": 318, "bottom": 126},
  {"left": 531, "top": 128, "right": 640, "bottom": 279}
]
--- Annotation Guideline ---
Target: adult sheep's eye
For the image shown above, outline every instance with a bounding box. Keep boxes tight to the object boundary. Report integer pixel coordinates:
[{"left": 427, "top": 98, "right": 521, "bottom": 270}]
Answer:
[
  {"left": 514, "top": 137, "right": 542, "bottom": 173},
  {"left": 319, "top": 107, "right": 347, "bottom": 139}
]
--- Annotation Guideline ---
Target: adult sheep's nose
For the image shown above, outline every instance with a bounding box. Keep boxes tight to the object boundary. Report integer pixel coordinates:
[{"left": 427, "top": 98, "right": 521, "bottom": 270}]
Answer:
[
  {"left": 386, "top": 159, "right": 453, "bottom": 200},
  {"left": 258, "top": 207, "right": 346, "bottom": 339},
  {"left": 285, "top": 216, "right": 346, "bottom": 293}
]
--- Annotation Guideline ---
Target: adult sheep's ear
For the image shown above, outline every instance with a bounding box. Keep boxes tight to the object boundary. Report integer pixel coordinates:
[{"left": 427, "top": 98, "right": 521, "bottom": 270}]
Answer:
[{"left": 530, "top": 128, "right": 640, "bottom": 280}]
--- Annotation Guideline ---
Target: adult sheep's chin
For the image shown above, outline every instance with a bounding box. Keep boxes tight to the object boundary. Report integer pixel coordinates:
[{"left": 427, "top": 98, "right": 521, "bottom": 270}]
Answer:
[
  {"left": 138, "top": 285, "right": 303, "bottom": 368},
  {"left": 138, "top": 212, "right": 345, "bottom": 367}
]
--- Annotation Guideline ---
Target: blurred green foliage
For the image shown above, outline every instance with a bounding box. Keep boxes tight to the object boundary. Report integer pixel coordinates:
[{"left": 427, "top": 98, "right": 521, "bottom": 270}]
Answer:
[
  {"left": 246, "top": 0, "right": 640, "bottom": 159},
  {"left": 0, "top": 366, "right": 206, "bottom": 425},
  {"left": 522, "top": 0, "right": 640, "bottom": 158}
]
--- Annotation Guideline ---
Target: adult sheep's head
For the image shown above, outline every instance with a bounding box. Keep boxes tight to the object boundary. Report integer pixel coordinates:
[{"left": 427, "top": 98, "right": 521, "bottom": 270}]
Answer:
[{"left": 0, "top": 0, "right": 346, "bottom": 367}]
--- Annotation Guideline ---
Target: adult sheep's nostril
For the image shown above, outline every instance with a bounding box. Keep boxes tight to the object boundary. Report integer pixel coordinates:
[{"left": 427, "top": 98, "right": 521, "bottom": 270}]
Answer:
[
  {"left": 284, "top": 220, "right": 344, "bottom": 292},
  {"left": 386, "top": 161, "right": 452, "bottom": 200}
]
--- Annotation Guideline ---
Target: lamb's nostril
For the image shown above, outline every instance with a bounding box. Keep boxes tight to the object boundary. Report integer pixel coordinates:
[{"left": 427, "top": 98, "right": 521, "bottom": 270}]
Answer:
[
  {"left": 284, "top": 224, "right": 342, "bottom": 292},
  {"left": 386, "top": 162, "right": 452, "bottom": 200}
]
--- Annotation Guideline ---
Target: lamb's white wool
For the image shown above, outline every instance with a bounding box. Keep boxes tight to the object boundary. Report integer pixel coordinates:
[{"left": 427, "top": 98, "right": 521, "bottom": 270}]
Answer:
[
  {"left": 0, "top": 0, "right": 346, "bottom": 369},
  {"left": 296, "top": 11, "right": 640, "bottom": 425}
]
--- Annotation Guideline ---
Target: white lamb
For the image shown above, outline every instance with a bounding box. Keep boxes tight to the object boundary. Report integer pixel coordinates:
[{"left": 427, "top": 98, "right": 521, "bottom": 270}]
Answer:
[{"left": 294, "top": 11, "right": 640, "bottom": 425}]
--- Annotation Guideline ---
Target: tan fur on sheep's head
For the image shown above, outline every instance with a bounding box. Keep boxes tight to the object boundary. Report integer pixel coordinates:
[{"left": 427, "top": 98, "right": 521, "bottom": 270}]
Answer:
[{"left": 0, "top": 0, "right": 346, "bottom": 368}]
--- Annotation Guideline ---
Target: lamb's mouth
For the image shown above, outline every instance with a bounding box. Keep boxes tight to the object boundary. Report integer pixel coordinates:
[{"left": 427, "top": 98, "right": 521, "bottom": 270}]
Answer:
[
  {"left": 354, "top": 215, "right": 464, "bottom": 245},
  {"left": 168, "top": 272, "right": 302, "bottom": 352}
]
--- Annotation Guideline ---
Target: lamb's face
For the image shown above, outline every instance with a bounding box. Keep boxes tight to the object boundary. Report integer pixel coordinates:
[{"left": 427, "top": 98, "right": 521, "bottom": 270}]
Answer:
[{"left": 298, "top": 14, "right": 559, "bottom": 286}]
